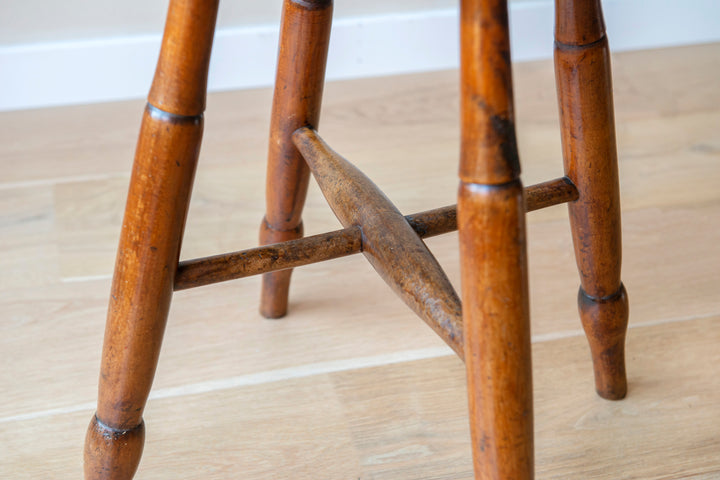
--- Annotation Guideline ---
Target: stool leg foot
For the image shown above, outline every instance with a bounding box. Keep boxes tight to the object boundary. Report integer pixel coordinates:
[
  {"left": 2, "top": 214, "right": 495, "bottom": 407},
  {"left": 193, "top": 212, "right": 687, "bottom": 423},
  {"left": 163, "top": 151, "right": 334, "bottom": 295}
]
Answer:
[
  {"left": 554, "top": 0, "right": 628, "bottom": 399},
  {"left": 259, "top": 218, "right": 303, "bottom": 318},
  {"left": 579, "top": 285, "right": 629, "bottom": 399},
  {"left": 84, "top": 417, "right": 145, "bottom": 480},
  {"left": 459, "top": 1, "right": 534, "bottom": 477},
  {"left": 84, "top": 1, "right": 219, "bottom": 478},
  {"left": 260, "top": 0, "right": 333, "bottom": 318}
]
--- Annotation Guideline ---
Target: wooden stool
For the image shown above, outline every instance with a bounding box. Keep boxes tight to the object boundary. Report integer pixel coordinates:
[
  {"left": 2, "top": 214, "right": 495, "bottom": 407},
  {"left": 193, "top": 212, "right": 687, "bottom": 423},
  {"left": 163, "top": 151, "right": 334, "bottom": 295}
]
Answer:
[{"left": 83, "top": 0, "right": 629, "bottom": 478}]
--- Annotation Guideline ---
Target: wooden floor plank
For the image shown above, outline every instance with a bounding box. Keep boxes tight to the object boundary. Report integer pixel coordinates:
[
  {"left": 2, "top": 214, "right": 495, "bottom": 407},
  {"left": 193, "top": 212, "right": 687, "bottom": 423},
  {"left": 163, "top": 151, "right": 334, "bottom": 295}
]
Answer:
[
  {"left": 0, "top": 43, "right": 718, "bottom": 479},
  {"left": 2, "top": 197, "right": 718, "bottom": 420},
  {"left": 2, "top": 315, "right": 717, "bottom": 479}
]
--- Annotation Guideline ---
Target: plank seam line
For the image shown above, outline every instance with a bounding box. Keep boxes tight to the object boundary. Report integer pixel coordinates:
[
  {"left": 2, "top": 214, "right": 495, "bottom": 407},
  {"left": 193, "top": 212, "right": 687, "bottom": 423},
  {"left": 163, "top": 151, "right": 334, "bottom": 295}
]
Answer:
[
  {"left": 2, "top": 312, "right": 712, "bottom": 425},
  {"left": 0, "top": 173, "right": 124, "bottom": 191},
  {"left": 0, "top": 347, "right": 453, "bottom": 425}
]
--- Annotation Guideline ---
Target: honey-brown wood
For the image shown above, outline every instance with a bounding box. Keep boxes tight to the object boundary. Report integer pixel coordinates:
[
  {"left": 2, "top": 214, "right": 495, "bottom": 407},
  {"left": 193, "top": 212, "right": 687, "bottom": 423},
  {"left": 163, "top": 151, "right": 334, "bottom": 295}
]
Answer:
[
  {"left": 84, "top": 418, "right": 145, "bottom": 480},
  {"left": 525, "top": 176, "right": 578, "bottom": 211},
  {"left": 175, "top": 177, "right": 577, "bottom": 291},
  {"left": 146, "top": 0, "right": 217, "bottom": 116},
  {"left": 176, "top": 226, "right": 363, "bottom": 290},
  {"left": 78, "top": 0, "right": 632, "bottom": 477},
  {"left": 259, "top": 0, "right": 333, "bottom": 319},
  {"left": 459, "top": 1, "right": 534, "bottom": 478},
  {"left": 83, "top": 0, "right": 219, "bottom": 479},
  {"left": 3, "top": 43, "right": 719, "bottom": 480},
  {"left": 293, "top": 127, "right": 464, "bottom": 357},
  {"left": 458, "top": 182, "right": 534, "bottom": 479},
  {"left": 554, "top": 0, "right": 628, "bottom": 400}
]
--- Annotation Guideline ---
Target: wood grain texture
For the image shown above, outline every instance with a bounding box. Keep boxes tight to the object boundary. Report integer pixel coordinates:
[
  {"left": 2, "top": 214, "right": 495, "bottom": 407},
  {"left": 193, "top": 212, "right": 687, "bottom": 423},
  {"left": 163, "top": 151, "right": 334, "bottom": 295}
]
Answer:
[
  {"left": 87, "top": 111, "right": 202, "bottom": 474},
  {"left": 1, "top": 43, "right": 719, "bottom": 480},
  {"left": 459, "top": 0, "right": 519, "bottom": 185},
  {"left": 93, "top": 107, "right": 203, "bottom": 431},
  {"left": 174, "top": 177, "right": 576, "bottom": 290},
  {"left": 84, "top": 0, "right": 219, "bottom": 478},
  {"left": 293, "top": 127, "right": 464, "bottom": 357},
  {"left": 147, "top": 0, "right": 219, "bottom": 116},
  {"left": 459, "top": 0, "right": 533, "bottom": 478},
  {"left": 555, "top": 0, "right": 628, "bottom": 400},
  {"left": 554, "top": 0, "right": 604, "bottom": 47},
  {"left": 176, "top": 226, "right": 363, "bottom": 290},
  {"left": 259, "top": 0, "right": 333, "bottom": 318},
  {"left": 84, "top": 417, "right": 145, "bottom": 480},
  {"left": 458, "top": 181, "right": 533, "bottom": 480}
]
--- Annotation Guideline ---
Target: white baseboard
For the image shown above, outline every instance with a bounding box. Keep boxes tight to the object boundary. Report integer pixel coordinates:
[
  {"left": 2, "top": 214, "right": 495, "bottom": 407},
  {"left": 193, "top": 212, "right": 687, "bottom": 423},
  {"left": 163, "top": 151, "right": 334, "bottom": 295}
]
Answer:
[{"left": 1, "top": 0, "right": 719, "bottom": 112}]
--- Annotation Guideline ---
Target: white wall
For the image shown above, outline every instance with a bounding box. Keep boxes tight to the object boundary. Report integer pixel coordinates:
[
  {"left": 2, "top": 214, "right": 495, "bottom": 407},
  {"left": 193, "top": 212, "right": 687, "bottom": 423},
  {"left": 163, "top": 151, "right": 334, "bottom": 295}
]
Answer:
[
  {"left": 1, "top": 0, "right": 719, "bottom": 111},
  {"left": 0, "top": 0, "right": 456, "bottom": 45}
]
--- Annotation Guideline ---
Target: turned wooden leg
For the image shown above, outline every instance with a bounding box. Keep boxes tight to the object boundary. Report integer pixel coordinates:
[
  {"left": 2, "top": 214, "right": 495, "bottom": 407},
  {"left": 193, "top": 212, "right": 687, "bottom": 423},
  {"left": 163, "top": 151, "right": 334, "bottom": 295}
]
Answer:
[
  {"left": 259, "top": 0, "right": 333, "bottom": 318},
  {"left": 458, "top": 1, "right": 534, "bottom": 478},
  {"left": 554, "top": 0, "right": 628, "bottom": 400},
  {"left": 83, "top": 1, "right": 218, "bottom": 478}
]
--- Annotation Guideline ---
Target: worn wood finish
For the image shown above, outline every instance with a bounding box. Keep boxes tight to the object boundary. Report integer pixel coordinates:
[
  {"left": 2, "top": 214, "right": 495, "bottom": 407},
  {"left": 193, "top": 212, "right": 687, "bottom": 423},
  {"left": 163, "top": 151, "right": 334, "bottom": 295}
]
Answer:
[
  {"left": 147, "top": 0, "right": 217, "bottom": 116},
  {"left": 259, "top": 0, "right": 333, "bottom": 319},
  {"left": 406, "top": 176, "right": 577, "bottom": 239},
  {"left": 459, "top": 2, "right": 520, "bottom": 186},
  {"left": 93, "top": 107, "right": 204, "bottom": 431},
  {"left": 404, "top": 205, "right": 458, "bottom": 240},
  {"left": 176, "top": 226, "right": 363, "bottom": 290},
  {"left": 458, "top": 182, "right": 533, "bottom": 479},
  {"left": 526, "top": 176, "right": 578, "bottom": 211},
  {"left": 84, "top": 418, "right": 145, "bottom": 480},
  {"left": 175, "top": 177, "right": 577, "bottom": 291},
  {"left": 79, "top": 0, "right": 628, "bottom": 476},
  {"left": 555, "top": 0, "right": 628, "bottom": 400},
  {"left": 5, "top": 43, "right": 720, "bottom": 480},
  {"left": 459, "top": 0, "right": 534, "bottom": 478},
  {"left": 293, "top": 127, "right": 464, "bottom": 356},
  {"left": 83, "top": 1, "right": 219, "bottom": 479}
]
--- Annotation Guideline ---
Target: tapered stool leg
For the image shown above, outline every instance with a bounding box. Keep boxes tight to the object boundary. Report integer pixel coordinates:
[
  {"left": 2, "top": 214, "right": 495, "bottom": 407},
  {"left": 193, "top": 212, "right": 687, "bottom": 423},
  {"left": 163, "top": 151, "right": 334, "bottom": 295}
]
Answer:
[
  {"left": 83, "top": 1, "right": 219, "bottom": 478},
  {"left": 259, "top": 0, "right": 333, "bottom": 318},
  {"left": 458, "top": 1, "right": 534, "bottom": 478},
  {"left": 554, "top": 0, "right": 629, "bottom": 400}
]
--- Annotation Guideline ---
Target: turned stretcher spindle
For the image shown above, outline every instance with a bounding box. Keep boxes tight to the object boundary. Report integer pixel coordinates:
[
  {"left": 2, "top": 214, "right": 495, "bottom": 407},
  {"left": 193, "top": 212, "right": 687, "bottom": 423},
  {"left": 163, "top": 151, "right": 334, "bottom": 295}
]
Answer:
[
  {"left": 293, "top": 126, "right": 464, "bottom": 356},
  {"left": 259, "top": 0, "right": 334, "bottom": 319}
]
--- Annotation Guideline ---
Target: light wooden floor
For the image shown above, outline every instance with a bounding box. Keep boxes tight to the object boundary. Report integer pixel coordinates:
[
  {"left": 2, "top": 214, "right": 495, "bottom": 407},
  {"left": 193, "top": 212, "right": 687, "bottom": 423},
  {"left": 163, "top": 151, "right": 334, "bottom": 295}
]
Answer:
[{"left": 1, "top": 42, "right": 719, "bottom": 479}]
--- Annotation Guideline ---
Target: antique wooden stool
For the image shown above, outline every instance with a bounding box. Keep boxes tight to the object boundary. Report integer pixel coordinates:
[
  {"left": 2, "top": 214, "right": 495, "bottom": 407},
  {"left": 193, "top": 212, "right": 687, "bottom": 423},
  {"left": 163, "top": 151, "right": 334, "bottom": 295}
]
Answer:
[{"left": 84, "top": 0, "right": 629, "bottom": 478}]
